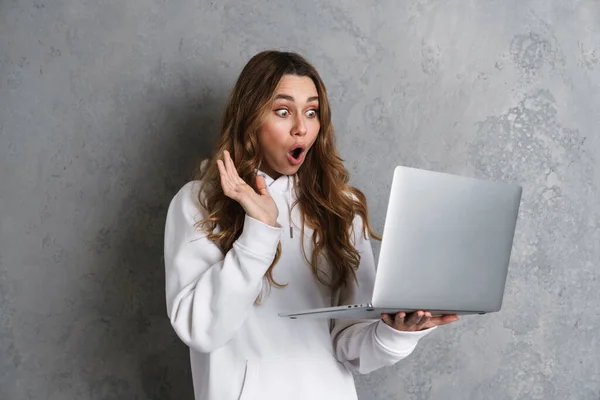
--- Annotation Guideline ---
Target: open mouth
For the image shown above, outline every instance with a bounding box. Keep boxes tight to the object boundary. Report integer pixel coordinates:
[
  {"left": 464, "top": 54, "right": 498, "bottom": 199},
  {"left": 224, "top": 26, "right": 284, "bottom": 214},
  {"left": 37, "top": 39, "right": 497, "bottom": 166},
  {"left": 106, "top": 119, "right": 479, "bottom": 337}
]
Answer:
[{"left": 290, "top": 147, "right": 304, "bottom": 159}]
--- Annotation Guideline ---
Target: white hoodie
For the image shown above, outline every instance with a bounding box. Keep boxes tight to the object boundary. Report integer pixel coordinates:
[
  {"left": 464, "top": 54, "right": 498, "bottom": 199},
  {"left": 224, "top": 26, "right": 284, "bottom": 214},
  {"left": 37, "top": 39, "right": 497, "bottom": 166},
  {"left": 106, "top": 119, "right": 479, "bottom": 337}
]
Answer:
[{"left": 164, "top": 172, "right": 435, "bottom": 400}]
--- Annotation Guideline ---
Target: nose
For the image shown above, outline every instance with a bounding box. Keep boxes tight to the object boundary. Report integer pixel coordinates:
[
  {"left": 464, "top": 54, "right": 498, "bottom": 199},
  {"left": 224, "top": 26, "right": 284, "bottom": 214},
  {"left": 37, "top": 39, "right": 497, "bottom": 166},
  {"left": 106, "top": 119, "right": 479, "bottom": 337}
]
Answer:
[{"left": 292, "top": 114, "right": 307, "bottom": 137}]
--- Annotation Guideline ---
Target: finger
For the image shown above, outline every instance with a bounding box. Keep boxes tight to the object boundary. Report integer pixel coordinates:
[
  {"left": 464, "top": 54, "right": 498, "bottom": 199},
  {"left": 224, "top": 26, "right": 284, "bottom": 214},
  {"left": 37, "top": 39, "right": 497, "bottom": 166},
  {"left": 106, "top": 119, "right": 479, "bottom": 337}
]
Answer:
[
  {"left": 217, "top": 159, "right": 232, "bottom": 191},
  {"left": 256, "top": 175, "right": 269, "bottom": 196},
  {"left": 393, "top": 312, "right": 406, "bottom": 327},
  {"left": 216, "top": 158, "right": 227, "bottom": 177},
  {"left": 224, "top": 150, "right": 240, "bottom": 183},
  {"left": 440, "top": 314, "right": 459, "bottom": 324},
  {"left": 381, "top": 313, "right": 394, "bottom": 326},
  {"left": 414, "top": 311, "right": 428, "bottom": 327},
  {"left": 223, "top": 150, "right": 234, "bottom": 180},
  {"left": 418, "top": 311, "right": 432, "bottom": 321},
  {"left": 405, "top": 310, "right": 425, "bottom": 326},
  {"left": 445, "top": 314, "right": 459, "bottom": 322},
  {"left": 429, "top": 314, "right": 459, "bottom": 326},
  {"left": 417, "top": 312, "right": 432, "bottom": 329}
]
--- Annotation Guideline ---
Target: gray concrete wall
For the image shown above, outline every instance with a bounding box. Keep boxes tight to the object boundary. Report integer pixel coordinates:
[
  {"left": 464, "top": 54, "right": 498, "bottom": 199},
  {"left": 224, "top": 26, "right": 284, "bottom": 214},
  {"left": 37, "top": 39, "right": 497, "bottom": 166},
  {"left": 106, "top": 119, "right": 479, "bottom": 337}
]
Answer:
[{"left": 1, "top": 1, "right": 599, "bottom": 399}]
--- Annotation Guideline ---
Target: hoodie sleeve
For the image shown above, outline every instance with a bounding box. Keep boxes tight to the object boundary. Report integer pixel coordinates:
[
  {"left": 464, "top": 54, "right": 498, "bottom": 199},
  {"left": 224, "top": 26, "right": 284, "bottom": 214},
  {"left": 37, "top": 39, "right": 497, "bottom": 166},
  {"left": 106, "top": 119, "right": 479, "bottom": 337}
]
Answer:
[
  {"left": 164, "top": 181, "right": 283, "bottom": 353},
  {"left": 330, "top": 215, "right": 436, "bottom": 374}
]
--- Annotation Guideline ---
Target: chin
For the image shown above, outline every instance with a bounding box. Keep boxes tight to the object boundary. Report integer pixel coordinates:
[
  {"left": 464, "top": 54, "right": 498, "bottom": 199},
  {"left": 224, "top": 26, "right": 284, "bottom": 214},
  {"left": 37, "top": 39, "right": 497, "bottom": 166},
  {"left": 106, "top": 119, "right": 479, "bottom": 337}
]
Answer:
[
  {"left": 278, "top": 164, "right": 301, "bottom": 176},
  {"left": 279, "top": 167, "right": 298, "bottom": 176}
]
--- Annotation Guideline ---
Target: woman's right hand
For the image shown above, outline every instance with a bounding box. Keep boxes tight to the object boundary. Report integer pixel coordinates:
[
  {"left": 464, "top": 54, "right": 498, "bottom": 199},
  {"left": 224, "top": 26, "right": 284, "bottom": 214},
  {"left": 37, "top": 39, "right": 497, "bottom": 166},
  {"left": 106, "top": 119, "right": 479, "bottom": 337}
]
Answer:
[{"left": 217, "top": 150, "right": 279, "bottom": 227}]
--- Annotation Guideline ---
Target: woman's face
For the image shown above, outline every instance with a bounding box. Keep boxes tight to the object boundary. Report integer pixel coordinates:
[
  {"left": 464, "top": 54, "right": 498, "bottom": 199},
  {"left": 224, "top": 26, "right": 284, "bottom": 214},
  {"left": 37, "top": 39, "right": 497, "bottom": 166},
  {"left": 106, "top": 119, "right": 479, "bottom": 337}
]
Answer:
[{"left": 258, "top": 74, "right": 321, "bottom": 179}]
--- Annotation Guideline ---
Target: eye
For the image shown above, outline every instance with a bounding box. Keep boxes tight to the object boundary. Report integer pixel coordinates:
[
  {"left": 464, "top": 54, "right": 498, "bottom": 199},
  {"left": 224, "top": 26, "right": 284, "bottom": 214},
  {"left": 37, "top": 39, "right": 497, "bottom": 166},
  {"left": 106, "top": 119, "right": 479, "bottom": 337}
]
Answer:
[
  {"left": 306, "top": 109, "right": 318, "bottom": 118},
  {"left": 275, "top": 109, "right": 289, "bottom": 117}
]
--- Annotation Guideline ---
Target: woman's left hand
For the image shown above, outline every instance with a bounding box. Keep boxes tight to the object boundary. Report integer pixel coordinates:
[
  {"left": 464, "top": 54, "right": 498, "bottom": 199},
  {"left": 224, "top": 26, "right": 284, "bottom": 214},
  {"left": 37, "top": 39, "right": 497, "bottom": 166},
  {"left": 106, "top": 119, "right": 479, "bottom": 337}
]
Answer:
[{"left": 381, "top": 311, "right": 459, "bottom": 332}]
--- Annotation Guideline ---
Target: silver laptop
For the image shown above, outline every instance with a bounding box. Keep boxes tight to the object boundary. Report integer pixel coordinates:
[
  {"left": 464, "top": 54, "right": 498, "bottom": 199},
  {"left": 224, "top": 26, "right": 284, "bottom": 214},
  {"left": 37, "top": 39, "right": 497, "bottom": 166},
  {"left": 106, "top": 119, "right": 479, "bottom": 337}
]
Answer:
[{"left": 279, "top": 165, "right": 522, "bottom": 320}]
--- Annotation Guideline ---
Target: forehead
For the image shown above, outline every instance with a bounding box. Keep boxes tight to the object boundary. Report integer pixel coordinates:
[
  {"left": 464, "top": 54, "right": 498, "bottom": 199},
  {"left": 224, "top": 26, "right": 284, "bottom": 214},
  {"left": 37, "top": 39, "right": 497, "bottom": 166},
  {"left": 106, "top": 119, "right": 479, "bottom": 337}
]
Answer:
[{"left": 273, "top": 75, "right": 318, "bottom": 98}]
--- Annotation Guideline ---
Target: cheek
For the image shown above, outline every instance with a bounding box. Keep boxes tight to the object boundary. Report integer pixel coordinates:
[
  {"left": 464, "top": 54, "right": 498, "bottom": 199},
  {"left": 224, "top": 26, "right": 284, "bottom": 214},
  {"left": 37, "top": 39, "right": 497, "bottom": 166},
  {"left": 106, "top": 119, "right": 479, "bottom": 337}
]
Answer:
[
  {"left": 309, "top": 121, "right": 321, "bottom": 141},
  {"left": 261, "top": 118, "right": 288, "bottom": 140},
  {"left": 259, "top": 122, "right": 287, "bottom": 155}
]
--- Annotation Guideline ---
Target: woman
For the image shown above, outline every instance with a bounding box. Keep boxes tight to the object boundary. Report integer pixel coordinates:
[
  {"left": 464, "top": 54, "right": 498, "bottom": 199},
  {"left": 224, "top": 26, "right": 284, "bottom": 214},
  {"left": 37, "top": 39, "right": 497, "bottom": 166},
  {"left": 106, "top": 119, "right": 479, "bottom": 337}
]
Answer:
[{"left": 164, "top": 50, "right": 458, "bottom": 400}]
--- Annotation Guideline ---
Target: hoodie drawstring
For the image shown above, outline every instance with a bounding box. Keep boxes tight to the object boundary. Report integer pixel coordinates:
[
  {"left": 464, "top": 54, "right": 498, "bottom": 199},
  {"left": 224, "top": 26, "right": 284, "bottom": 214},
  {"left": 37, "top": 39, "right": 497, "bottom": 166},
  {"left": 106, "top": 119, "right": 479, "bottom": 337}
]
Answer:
[
  {"left": 288, "top": 175, "right": 293, "bottom": 238},
  {"left": 257, "top": 171, "right": 294, "bottom": 238}
]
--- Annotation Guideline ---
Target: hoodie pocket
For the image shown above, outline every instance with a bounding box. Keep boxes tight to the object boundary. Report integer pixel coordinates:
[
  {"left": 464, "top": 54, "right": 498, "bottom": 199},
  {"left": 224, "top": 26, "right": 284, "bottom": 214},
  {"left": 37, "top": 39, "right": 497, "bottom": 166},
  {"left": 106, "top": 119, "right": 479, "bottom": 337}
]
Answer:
[{"left": 237, "top": 357, "right": 356, "bottom": 400}]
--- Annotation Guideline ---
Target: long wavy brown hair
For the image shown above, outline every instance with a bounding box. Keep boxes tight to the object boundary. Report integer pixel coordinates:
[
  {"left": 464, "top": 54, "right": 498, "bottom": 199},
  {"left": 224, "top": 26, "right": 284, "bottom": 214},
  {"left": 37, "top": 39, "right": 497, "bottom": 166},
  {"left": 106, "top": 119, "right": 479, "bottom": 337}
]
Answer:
[{"left": 195, "top": 50, "right": 380, "bottom": 299}]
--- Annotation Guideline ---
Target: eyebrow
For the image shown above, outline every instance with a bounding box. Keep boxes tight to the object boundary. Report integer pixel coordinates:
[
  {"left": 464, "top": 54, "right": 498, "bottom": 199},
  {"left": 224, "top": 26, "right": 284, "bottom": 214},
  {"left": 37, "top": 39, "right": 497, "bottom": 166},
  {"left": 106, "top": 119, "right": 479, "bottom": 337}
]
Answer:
[{"left": 274, "top": 94, "right": 319, "bottom": 103}]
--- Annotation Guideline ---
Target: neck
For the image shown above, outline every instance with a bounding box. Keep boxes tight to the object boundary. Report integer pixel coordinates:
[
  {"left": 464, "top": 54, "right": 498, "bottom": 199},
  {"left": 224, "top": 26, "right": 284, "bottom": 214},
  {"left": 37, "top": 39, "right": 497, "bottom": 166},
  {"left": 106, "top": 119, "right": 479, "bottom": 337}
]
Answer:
[{"left": 260, "top": 164, "right": 282, "bottom": 180}]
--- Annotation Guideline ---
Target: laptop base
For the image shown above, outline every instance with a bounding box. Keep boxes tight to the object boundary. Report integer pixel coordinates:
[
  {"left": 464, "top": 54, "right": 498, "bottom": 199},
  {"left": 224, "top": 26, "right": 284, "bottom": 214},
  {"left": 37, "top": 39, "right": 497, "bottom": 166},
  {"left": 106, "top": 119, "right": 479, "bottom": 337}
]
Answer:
[{"left": 279, "top": 304, "right": 486, "bottom": 319}]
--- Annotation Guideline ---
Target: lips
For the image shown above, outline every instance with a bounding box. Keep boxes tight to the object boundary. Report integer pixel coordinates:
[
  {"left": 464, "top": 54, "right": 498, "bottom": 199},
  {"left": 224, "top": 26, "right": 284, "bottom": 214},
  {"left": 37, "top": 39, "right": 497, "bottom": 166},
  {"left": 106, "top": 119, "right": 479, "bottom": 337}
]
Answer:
[
  {"left": 287, "top": 144, "right": 306, "bottom": 166},
  {"left": 288, "top": 144, "right": 306, "bottom": 160}
]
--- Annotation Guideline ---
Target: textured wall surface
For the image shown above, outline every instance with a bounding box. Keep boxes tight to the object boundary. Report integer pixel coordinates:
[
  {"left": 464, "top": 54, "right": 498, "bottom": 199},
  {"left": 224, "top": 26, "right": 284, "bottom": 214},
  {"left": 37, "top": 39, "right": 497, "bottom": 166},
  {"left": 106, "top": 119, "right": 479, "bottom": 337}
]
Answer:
[{"left": 1, "top": 1, "right": 599, "bottom": 399}]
